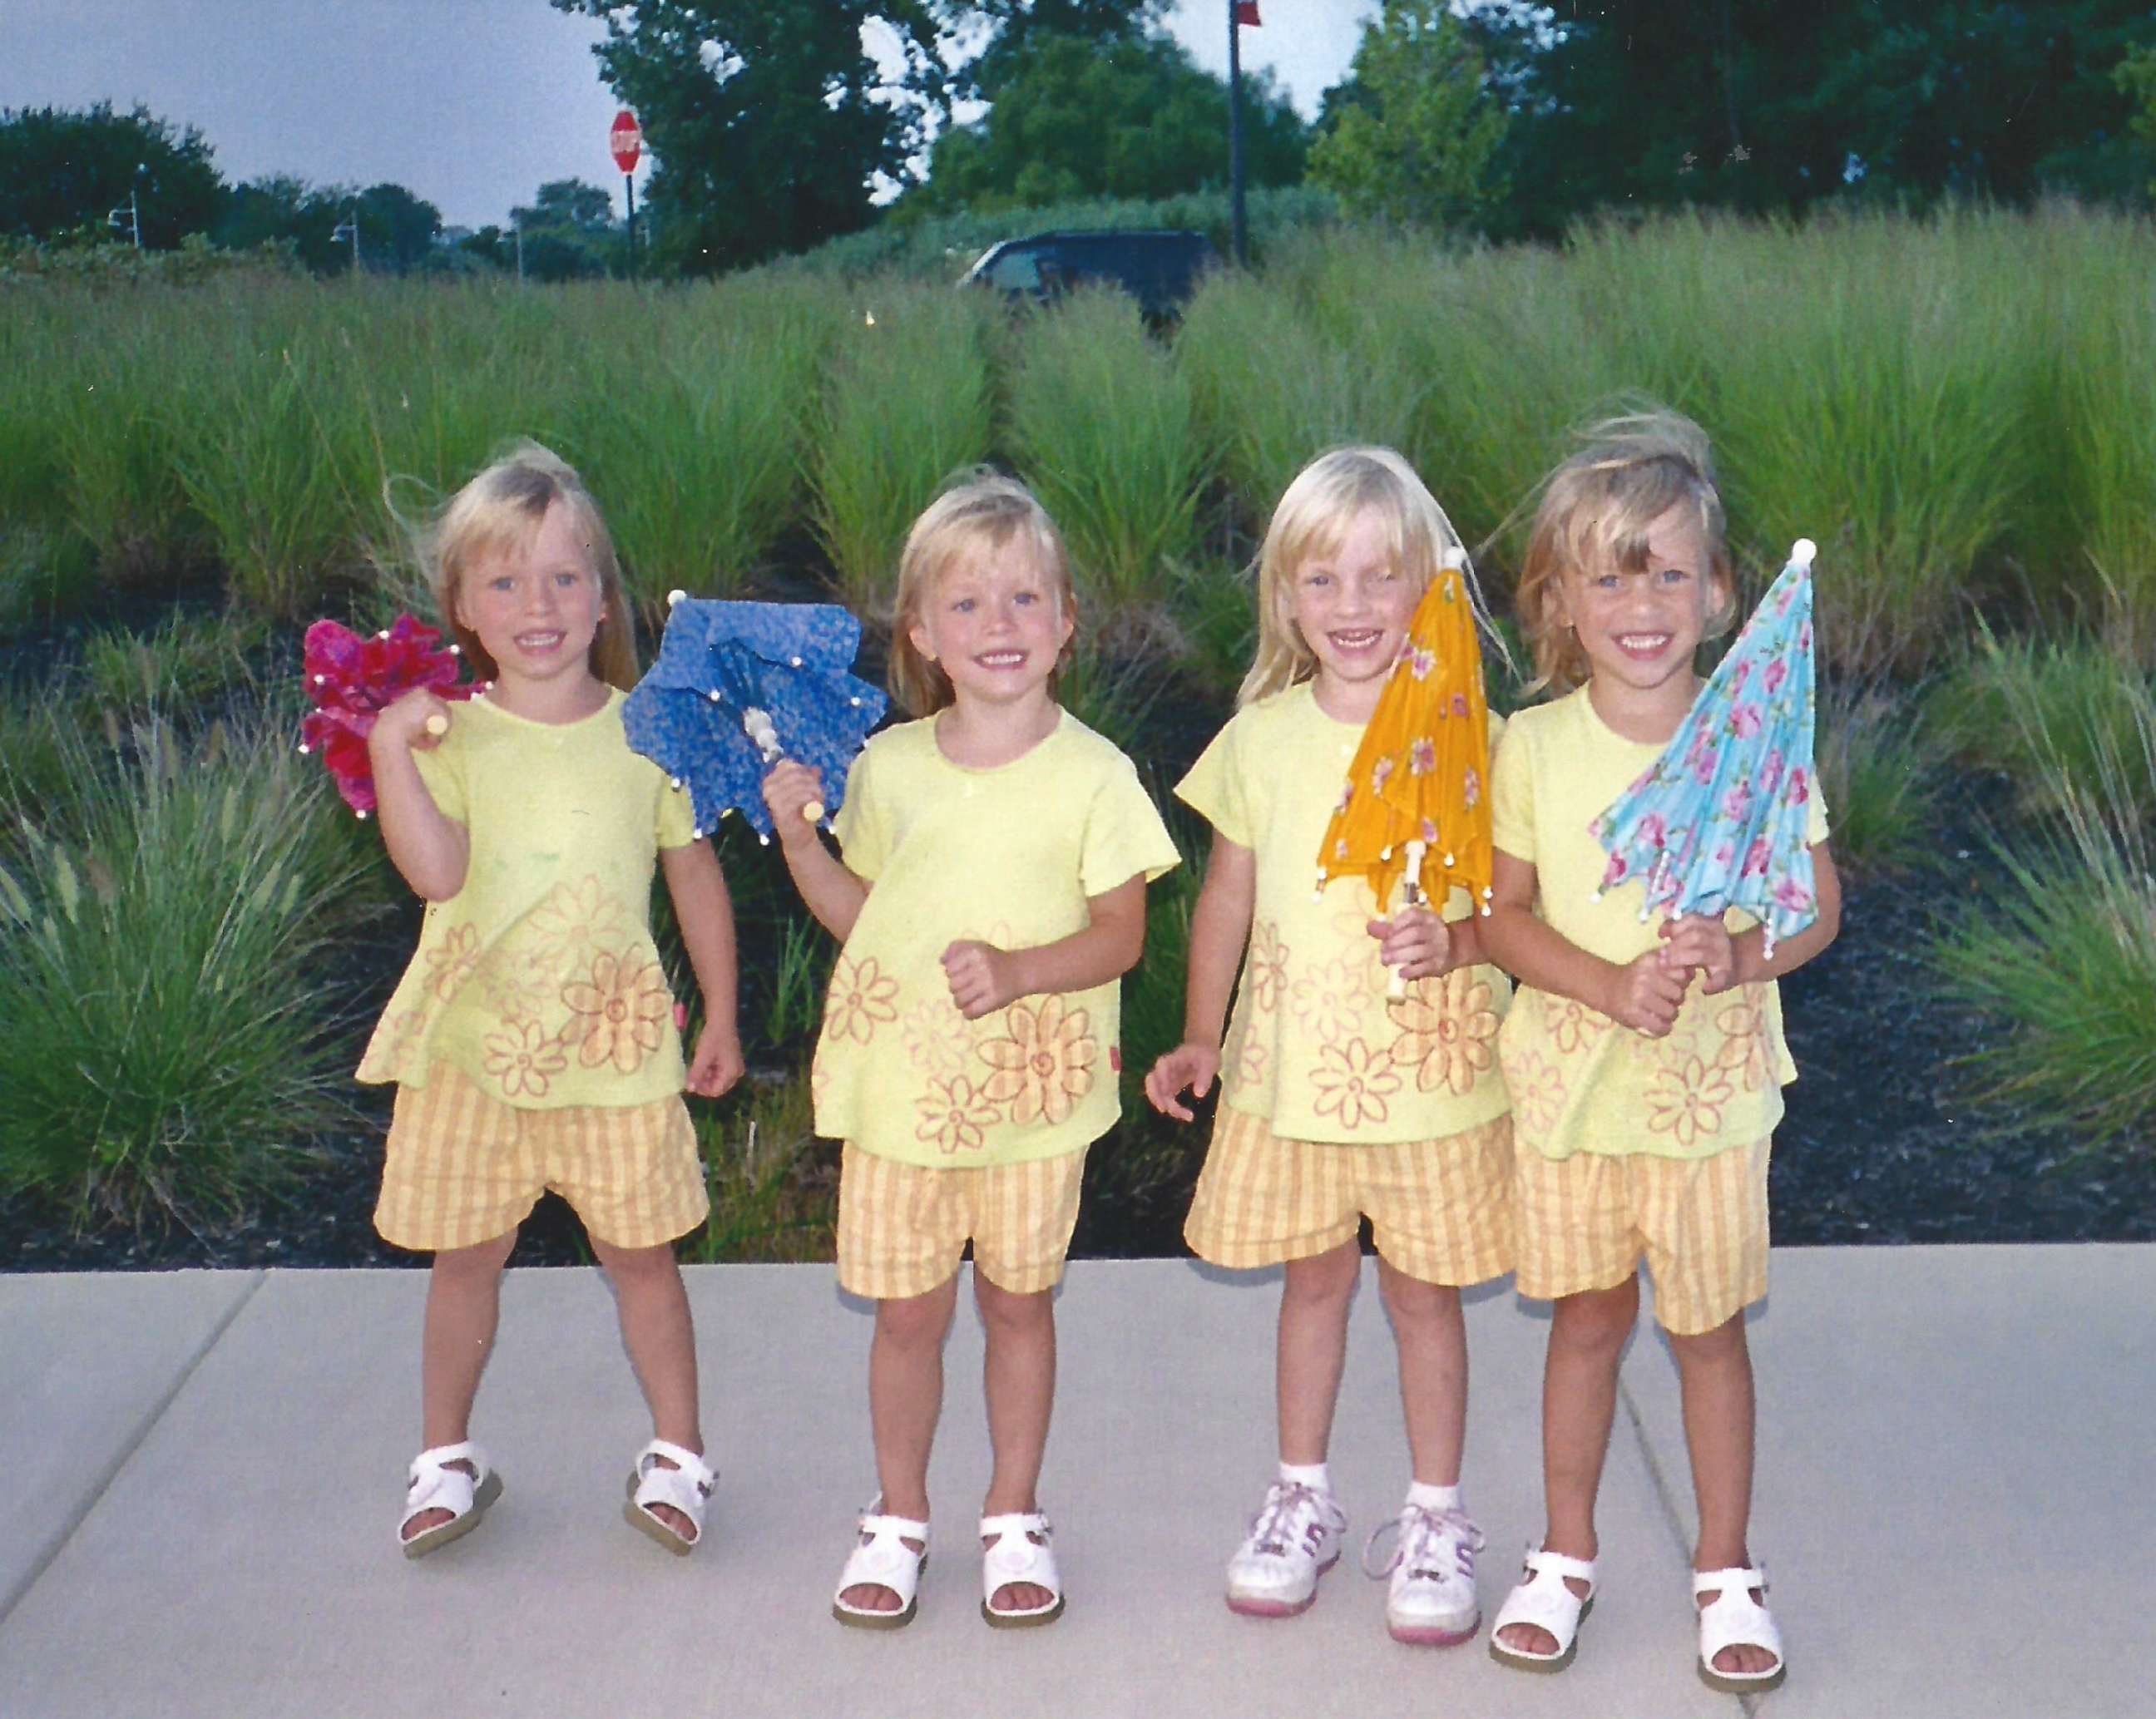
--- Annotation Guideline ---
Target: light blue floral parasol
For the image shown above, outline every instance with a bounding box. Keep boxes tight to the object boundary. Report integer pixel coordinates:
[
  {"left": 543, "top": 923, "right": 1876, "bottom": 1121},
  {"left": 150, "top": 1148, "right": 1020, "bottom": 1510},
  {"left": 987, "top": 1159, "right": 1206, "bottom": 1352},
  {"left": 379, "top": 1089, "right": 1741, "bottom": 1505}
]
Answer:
[
  {"left": 624, "top": 593, "right": 887, "bottom": 842},
  {"left": 1588, "top": 539, "right": 1821, "bottom": 956}
]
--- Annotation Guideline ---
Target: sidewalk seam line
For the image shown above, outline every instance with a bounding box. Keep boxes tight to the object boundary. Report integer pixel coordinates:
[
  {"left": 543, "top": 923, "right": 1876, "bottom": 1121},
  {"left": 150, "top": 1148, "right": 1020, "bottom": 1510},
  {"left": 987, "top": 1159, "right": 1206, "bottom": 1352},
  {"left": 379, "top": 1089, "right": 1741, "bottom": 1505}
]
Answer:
[
  {"left": 1617, "top": 1375, "right": 1758, "bottom": 1715},
  {"left": 0, "top": 1267, "right": 268, "bottom": 1634}
]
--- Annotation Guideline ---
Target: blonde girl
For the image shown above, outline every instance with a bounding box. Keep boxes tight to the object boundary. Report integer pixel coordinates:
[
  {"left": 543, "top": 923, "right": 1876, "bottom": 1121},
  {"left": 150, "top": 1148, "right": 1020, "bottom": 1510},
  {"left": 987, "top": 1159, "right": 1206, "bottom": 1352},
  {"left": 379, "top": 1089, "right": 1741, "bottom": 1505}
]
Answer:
[
  {"left": 762, "top": 471, "right": 1178, "bottom": 1631},
  {"left": 1479, "top": 409, "right": 1839, "bottom": 1692},
  {"left": 1145, "top": 447, "right": 1516, "bottom": 1647},
  {"left": 360, "top": 442, "right": 744, "bottom": 1561}
]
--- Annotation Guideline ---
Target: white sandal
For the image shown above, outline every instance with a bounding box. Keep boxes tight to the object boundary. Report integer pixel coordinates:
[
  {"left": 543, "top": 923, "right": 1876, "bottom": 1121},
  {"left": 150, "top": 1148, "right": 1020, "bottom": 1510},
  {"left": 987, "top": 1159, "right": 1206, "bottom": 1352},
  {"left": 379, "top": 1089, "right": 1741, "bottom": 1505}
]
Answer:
[
  {"left": 398, "top": 1440, "right": 503, "bottom": 1559},
  {"left": 1694, "top": 1564, "right": 1786, "bottom": 1693},
  {"left": 980, "top": 1510, "right": 1064, "bottom": 1628},
  {"left": 622, "top": 1439, "right": 715, "bottom": 1556},
  {"left": 1489, "top": 1544, "right": 1598, "bottom": 1672},
  {"left": 832, "top": 1506, "right": 930, "bottom": 1629}
]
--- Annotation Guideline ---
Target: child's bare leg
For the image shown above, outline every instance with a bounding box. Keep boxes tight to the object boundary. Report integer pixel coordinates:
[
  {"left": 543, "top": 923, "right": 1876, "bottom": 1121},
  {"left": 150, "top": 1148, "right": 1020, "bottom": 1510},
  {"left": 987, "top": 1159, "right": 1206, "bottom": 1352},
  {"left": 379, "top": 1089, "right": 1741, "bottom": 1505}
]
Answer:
[
  {"left": 975, "top": 1271, "right": 1057, "bottom": 1613},
  {"left": 1667, "top": 1311, "right": 1774, "bottom": 1678},
  {"left": 591, "top": 1236, "right": 702, "bottom": 1536},
  {"left": 843, "top": 1272, "right": 960, "bottom": 1613},
  {"left": 1376, "top": 1259, "right": 1466, "bottom": 1486},
  {"left": 406, "top": 1228, "right": 518, "bottom": 1540},
  {"left": 1277, "top": 1238, "right": 1361, "bottom": 1464},
  {"left": 1496, "top": 1275, "right": 1638, "bottom": 1657}
]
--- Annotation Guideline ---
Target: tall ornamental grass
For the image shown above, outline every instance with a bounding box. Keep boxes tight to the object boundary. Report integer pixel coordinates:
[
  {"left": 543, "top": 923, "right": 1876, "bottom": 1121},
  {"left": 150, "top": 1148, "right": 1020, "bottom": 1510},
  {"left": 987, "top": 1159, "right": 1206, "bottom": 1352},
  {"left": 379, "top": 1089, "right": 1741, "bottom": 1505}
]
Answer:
[
  {"left": 1814, "top": 679, "right": 1940, "bottom": 877},
  {"left": 1009, "top": 289, "right": 1206, "bottom": 618},
  {"left": 1926, "top": 630, "right": 2156, "bottom": 818},
  {"left": 1933, "top": 677, "right": 2156, "bottom": 1153},
  {"left": 578, "top": 280, "right": 832, "bottom": 608},
  {"left": 1698, "top": 210, "right": 2028, "bottom": 676},
  {"left": 680, "top": 1069, "right": 836, "bottom": 1264},
  {"left": 0, "top": 710, "right": 381, "bottom": 1226},
  {"left": 1177, "top": 269, "right": 1408, "bottom": 533},
  {"left": 2045, "top": 214, "right": 2156, "bottom": 660},
  {"left": 812, "top": 284, "right": 995, "bottom": 616}
]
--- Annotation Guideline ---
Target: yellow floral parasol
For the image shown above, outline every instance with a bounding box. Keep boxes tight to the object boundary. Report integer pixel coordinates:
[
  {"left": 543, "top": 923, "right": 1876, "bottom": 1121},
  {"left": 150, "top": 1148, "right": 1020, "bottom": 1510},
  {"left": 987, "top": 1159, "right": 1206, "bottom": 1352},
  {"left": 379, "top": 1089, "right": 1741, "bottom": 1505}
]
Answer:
[{"left": 1316, "top": 549, "right": 1495, "bottom": 949}]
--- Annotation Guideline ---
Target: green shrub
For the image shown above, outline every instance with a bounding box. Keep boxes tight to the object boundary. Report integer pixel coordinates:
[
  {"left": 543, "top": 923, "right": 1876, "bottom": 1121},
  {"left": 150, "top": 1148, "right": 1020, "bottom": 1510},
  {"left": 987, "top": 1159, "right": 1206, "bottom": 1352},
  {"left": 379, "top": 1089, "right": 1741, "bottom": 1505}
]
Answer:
[
  {"left": 1927, "top": 631, "right": 2156, "bottom": 818},
  {"left": 1934, "top": 680, "right": 2156, "bottom": 1152},
  {"left": 1814, "top": 679, "right": 1940, "bottom": 877},
  {"left": 1009, "top": 289, "right": 1206, "bottom": 619},
  {"left": 79, "top": 610, "right": 267, "bottom": 720},
  {"left": 0, "top": 712, "right": 382, "bottom": 1226},
  {"left": 680, "top": 1066, "right": 837, "bottom": 1263}
]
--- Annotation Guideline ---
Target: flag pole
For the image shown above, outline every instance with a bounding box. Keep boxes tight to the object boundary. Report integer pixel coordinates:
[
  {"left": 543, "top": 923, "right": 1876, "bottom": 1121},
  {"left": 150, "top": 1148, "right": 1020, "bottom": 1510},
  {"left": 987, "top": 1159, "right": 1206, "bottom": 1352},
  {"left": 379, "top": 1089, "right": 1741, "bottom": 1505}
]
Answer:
[{"left": 1228, "top": 0, "right": 1247, "bottom": 267}]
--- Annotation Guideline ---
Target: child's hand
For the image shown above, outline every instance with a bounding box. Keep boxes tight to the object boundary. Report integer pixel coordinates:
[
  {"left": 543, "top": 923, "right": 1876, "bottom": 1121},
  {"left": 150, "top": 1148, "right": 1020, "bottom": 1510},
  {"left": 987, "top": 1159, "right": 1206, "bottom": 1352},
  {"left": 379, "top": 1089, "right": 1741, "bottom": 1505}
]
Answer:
[
  {"left": 369, "top": 688, "right": 452, "bottom": 758},
  {"left": 1659, "top": 914, "right": 1736, "bottom": 993},
  {"left": 1145, "top": 1042, "right": 1222, "bottom": 1122},
  {"left": 942, "top": 940, "right": 1018, "bottom": 1020},
  {"left": 1367, "top": 906, "right": 1452, "bottom": 983},
  {"left": 1605, "top": 950, "right": 1689, "bottom": 1038},
  {"left": 685, "top": 1020, "right": 745, "bottom": 1098},
  {"left": 760, "top": 761, "right": 825, "bottom": 848}
]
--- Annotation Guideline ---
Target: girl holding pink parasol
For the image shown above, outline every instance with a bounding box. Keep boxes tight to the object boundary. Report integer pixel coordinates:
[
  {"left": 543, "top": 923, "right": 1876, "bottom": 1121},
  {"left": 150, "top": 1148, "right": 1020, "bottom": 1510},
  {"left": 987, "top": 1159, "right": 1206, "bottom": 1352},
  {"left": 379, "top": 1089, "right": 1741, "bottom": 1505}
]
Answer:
[{"left": 1479, "top": 410, "right": 1840, "bottom": 1694}]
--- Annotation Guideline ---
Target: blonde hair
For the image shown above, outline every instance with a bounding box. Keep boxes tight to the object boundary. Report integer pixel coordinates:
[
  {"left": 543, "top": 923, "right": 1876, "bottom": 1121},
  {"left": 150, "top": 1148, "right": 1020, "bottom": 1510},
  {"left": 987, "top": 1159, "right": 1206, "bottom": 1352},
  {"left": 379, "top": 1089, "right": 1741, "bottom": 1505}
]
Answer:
[
  {"left": 888, "top": 469, "right": 1076, "bottom": 718},
  {"left": 1239, "top": 445, "right": 1497, "bottom": 708},
  {"left": 1514, "top": 407, "right": 1735, "bottom": 695},
  {"left": 406, "top": 441, "right": 639, "bottom": 693}
]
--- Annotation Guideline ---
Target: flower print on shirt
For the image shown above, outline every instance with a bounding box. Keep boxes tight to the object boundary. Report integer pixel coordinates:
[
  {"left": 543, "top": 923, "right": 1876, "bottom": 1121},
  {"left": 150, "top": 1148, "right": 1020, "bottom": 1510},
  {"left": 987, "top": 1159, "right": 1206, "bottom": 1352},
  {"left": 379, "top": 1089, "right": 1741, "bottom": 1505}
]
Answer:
[
  {"left": 1385, "top": 969, "right": 1500, "bottom": 1096},
  {"left": 824, "top": 954, "right": 900, "bottom": 1046},
  {"left": 977, "top": 995, "right": 1098, "bottom": 1125},
  {"left": 1310, "top": 1037, "right": 1399, "bottom": 1130},
  {"left": 561, "top": 951, "right": 672, "bottom": 1073}
]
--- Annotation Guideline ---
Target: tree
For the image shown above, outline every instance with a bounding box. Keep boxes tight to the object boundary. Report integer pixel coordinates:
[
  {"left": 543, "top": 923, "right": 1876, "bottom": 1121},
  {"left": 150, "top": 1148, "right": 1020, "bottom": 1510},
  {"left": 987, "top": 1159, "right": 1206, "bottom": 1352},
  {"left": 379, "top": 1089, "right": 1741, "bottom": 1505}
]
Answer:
[
  {"left": 550, "top": 0, "right": 954, "bottom": 274},
  {"left": 1461, "top": 1, "right": 2156, "bottom": 240},
  {"left": 509, "top": 178, "right": 623, "bottom": 280},
  {"left": 0, "top": 102, "right": 224, "bottom": 246},
  {"left": 353, "top": 182, "right": 443, "bottom": 274},
  {"left": 1308, "top": 0, "right": 1508, "bottom": 231},
  {"left": 911, "top": 29, "right": 1306, "bottom": 213},
  {"left": 215, "top": 174, "right": 344, "bottom": 269},
  {"left": 2118, "top": 42, "right": 2156, "bottom": 194}
]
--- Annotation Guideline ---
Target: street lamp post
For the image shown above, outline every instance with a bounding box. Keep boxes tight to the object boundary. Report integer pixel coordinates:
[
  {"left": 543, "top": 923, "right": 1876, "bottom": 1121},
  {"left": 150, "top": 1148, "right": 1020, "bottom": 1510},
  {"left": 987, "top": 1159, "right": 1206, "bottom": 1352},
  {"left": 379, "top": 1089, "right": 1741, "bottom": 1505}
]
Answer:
[{"left": 1228, "top": 0, "right": 1247, "bottom": 267}]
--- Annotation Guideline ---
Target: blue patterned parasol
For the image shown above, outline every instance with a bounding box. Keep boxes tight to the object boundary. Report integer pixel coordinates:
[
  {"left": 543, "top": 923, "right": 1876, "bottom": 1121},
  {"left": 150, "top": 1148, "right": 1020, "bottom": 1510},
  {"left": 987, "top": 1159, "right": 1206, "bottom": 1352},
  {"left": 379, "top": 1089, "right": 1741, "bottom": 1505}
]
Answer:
[
  {"left": 1588, "top": 539, "right": 1821, "bottom": 956},
  {"left": 624, "top": 593, "right": 887, "bottom": 842}
]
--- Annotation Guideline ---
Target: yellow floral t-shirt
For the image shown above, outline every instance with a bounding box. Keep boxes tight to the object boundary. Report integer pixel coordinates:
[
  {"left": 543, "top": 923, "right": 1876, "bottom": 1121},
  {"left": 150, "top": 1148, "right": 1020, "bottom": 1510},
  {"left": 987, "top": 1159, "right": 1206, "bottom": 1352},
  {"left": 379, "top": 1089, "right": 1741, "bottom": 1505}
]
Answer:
[
  {"left": 1490, "top": 685, "right": 1831, "bottom": 1161},
  {"left": 813, "top": 711, "right": 1181, "bottom": 1169},
  {"left": 1175, "top": 682, "right": 1513, "bottom": 1146},
  {"left": 357, "top": 689, "right": 698, "bottom": 1108}
]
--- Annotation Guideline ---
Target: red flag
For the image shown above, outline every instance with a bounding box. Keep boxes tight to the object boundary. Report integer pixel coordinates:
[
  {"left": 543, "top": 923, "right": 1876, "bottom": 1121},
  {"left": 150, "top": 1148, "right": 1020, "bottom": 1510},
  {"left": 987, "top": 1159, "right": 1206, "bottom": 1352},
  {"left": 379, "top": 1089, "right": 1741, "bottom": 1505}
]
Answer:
[{"left": 1236, "top": 2, "right": 1261, "bottom": 25}]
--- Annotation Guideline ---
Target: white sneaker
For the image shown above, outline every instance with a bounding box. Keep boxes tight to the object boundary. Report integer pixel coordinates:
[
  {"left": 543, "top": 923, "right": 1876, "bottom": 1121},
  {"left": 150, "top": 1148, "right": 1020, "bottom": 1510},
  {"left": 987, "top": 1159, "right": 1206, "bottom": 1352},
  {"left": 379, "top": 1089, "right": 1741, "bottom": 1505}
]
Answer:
[
  {"left": 1225, "top": 1479, "right": 1348, "bottom": 1617},
  {"left": 1363, "top": 1502, "right": 1486, "bottom": 1645}
]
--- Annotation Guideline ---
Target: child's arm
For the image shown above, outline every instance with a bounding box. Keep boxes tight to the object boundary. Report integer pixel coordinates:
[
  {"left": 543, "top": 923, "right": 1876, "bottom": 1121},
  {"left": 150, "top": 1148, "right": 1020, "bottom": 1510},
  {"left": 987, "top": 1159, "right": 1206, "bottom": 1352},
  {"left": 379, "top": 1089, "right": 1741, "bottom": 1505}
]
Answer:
[
  {"left": 1144, "top": 832, "right": 1256, "bottom": 1121},
  {"left": 661, "top": 838, "right": 746, "bottom": 1099},
  {"left": 1659, "top": 839, "right": 1842, "bottom": 992},
  {"left": 942, "top": 872, "right": 1148, "bottom": 1019},
  {"left": 1481, "top": 849, "right": 1689, "bottom": 1038},
  {"left": 764, "top": 761, "right": 870, "bottom": 941},
  {"left": 368, "top": 689, "right": 468, "bottom": 901},
  {"left": 1366, "top": 900, "right": 1488, "bottom": 981}
]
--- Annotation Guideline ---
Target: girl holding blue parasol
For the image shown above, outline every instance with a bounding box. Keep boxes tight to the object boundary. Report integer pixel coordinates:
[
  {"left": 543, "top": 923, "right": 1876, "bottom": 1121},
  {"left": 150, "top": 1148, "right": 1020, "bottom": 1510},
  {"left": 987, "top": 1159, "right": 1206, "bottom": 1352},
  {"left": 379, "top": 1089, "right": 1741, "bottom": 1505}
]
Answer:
[{"left": 1479, "top": 412, "right": 1840, "bottom": 1695}]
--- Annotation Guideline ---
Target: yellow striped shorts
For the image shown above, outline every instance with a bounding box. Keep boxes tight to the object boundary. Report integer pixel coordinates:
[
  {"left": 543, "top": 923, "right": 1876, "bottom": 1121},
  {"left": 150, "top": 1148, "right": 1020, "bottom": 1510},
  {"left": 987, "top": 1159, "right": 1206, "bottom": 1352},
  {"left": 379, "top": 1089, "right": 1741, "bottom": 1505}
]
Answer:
[
  {"left": 1184, "top": 1106, "right": 1516, "bottom": 1287},
  {"left": 374, "top": 1064, "right": 708, "bottom": 1254},
  {"left": 1513, "top": 1135, "right": 1770, "bottom": 1336},
  {"left": 835, "top": 1143, "right": 1086, "bottom": 1302}
]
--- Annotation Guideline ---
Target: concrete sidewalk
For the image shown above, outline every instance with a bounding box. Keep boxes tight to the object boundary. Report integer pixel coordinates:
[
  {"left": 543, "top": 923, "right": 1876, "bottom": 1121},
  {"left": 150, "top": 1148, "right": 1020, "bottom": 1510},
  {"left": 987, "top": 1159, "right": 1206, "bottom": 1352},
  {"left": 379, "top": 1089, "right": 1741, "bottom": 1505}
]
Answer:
[{"left": 0, "top": 1247, "right": 2148, "bottom": 1717}]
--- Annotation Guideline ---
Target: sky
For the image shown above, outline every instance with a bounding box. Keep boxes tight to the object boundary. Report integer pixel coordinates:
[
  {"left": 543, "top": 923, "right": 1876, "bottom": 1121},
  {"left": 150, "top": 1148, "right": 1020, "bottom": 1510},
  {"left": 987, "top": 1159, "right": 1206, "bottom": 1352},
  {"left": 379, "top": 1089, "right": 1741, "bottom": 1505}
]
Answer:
[{"left": 0, "top": 1, "right": 1378, "bottom": 231}]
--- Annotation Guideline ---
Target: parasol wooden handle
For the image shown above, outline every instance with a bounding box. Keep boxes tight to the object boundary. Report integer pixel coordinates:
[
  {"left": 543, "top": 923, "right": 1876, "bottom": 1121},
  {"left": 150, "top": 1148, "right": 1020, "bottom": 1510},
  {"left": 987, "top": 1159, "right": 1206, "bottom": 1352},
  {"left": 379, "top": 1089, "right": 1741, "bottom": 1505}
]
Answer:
[
  {"left": 1388, "top": 839, "right": 1429, "bottom": 999},
  {"left": 744, "top": 707, "right": 822, "bottom": 823},
  {"left": 423, "top": 713, "right": 448, "bottom": 738}
]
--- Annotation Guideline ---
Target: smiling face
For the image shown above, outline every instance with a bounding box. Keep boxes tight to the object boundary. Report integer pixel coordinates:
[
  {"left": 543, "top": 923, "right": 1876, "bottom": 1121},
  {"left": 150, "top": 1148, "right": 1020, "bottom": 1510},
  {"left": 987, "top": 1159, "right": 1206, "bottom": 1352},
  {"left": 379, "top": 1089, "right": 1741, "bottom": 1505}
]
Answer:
[
  {"left": 453, "top": 498, "right": 606, "bottom": 695},
  {"left": 906, "top": 535, "right": 1074, "bottom": 714},
  {"left": 1286, "top": 508, "right": 1418, "bottom": 719},
  {"left": 1557, "top": 502, "right": 1731, "bottom": 711}
]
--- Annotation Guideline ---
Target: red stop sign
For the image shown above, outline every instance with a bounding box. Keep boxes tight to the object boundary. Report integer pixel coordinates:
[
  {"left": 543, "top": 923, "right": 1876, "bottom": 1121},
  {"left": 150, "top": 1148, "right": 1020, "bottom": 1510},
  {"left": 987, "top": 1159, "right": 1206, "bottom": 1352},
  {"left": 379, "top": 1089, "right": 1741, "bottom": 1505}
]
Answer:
[{"left": 610, "top": 110, "right": 642, "bottom": 175}]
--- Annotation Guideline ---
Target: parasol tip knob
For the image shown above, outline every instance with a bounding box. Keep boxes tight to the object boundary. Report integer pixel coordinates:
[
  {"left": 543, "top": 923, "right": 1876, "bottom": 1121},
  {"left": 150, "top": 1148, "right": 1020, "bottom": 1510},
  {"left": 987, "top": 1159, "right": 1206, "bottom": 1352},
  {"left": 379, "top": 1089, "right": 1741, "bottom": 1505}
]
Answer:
[
  {"left": 789, "top": 655, "right": 804, "bottom": 669},
  {"left": 312, "top": 674, "right": 326, "bottom": 686},
  {"left": 1380, "top": 845, "right": 1393, "bottom": 862},
  {"left": 377, "top": 630, "right": 390, "bottom": 640},
  {"left": 1441, "top": 546, "right": 1466, "bottom": 571},
  {"left": 708, "top": 690, "right": 722, "bottom": 703},
  {"left": 448, "top": 644, "right": 460, "bottom": 655},
  {"left": 297, "top": 743, "right": 309, "bottom": 755},
  {"left": 1791, "top": 537, "right": 1817, "bottom": 568},
  {"left": 667, "top": 589, "right": 687, "bottom": 607},
  {"left": 356, "top": 809, "right": 369, "bottom": 821}
]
